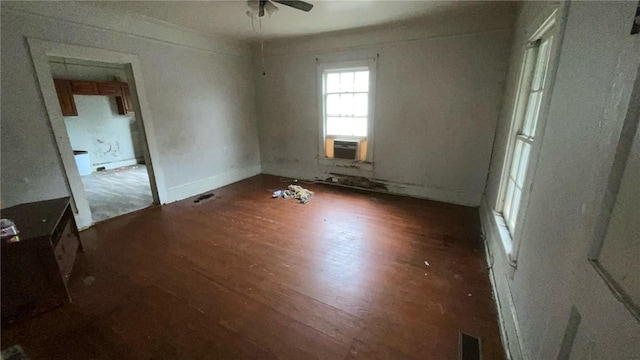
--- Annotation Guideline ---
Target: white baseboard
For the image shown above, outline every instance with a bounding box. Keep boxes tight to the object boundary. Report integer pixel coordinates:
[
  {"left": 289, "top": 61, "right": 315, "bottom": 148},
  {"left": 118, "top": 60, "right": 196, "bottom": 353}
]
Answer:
[
  {"left": 384, "top": 182, "right": 480, "bottom": 207},
  {"left": 261, "top": 164, "right": 481, "bottom": 206},
  {"left": 480, "top": 196, "right": 524, "bottom": 360},
  {"left": 92, "top": 158, "right": 140, "bottom": 172},
  {"left": 165, "top": 165, "right": 262, "bottom": 203}
]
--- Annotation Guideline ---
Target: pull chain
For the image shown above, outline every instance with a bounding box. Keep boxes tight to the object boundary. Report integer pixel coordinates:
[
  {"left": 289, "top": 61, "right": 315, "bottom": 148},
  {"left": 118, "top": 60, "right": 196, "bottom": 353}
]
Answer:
[
  {"left": 250, "top": 7, "right": 267, "bottom": 76},
  {"left": 261, "top": 39, "right": 266, "bottom": 76}
]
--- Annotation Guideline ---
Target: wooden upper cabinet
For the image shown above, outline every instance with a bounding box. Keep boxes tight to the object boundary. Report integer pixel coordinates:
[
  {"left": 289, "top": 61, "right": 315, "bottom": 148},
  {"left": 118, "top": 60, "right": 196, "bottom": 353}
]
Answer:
[
  {"left": 97, "top": 82, "right": 122, "bottom": 96},
  {"left": 116, "top": 83, "right": 134, "bottom": 115},
  {"left": 53, "top": 79, "right": 78, "bottom": 116},
  {"left": 70, "top": 81, "right": 99, "bottom": 95},
  {"left": 53, "top": 79, "right": 133, "bottom": 116}
]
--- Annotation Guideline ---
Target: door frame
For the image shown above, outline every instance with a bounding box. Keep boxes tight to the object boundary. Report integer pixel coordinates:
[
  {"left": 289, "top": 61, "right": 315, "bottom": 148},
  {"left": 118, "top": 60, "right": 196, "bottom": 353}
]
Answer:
[{"left": 28, "top": 38, "right": 168, "bottom": 229}]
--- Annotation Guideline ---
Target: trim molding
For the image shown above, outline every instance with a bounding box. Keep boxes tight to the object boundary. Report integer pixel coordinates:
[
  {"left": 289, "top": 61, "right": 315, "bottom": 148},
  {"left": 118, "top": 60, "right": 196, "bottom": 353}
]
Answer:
[
  {"left": 257, "top": 29, "right": 512, "bottom": 59},
  {"left": 480, "top": 196, "right": 524, "bottom": 360},
  {"left": 165, "top": 165, "right": 262, "bottom": 203},
  {"left": 91, "top": 159, "right": 142, "bottom": 172},
  {"left": 27, "top": 38, "right": 169, "bottom": 230},
  {"left": 1, "top": 3, "right": 248, "bottom": 58}
]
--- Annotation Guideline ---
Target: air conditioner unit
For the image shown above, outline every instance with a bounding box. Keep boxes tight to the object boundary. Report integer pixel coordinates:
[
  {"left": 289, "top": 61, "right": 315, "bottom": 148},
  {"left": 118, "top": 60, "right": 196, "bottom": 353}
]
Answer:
[{"left": 333, "top": 140, "right": 359, "bottom": 160}]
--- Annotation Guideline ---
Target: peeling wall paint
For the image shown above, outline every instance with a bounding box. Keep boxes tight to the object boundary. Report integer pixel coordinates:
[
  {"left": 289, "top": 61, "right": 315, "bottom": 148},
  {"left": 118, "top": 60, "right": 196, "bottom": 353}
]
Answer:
[{"left": 326, "top": 174, "right": 388, "bottom": 192}]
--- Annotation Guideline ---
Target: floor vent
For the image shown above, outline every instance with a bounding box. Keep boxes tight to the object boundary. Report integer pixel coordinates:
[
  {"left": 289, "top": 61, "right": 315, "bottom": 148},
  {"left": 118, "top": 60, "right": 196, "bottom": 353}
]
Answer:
[{"left": 459, "top": 332, "right": 482, "bottom": 360}]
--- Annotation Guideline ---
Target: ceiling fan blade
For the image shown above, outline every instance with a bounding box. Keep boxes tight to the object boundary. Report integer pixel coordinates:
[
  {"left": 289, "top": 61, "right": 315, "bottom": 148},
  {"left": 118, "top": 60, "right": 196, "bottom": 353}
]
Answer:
[{"left": 272, "top": 0, "right": 313, "bottom": 12}]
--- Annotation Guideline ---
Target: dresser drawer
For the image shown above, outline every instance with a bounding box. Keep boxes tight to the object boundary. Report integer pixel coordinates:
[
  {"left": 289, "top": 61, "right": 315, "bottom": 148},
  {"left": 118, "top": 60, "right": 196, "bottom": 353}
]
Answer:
[{"left": 54, "top": 219, "right": 79, "bottom": 284}]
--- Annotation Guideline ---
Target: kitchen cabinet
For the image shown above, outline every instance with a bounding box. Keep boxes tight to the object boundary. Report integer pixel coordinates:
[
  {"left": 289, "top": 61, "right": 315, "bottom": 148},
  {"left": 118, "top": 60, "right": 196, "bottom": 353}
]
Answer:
[
  {"left": 116, "top": 83, "right": 134, "bottom": 115},
  {"left": 53, "top": 79, "right": 78, "bottom": 116},
  {"left": 70, "top": 80, "right": 99, "bottom": 95},
  {"left": 52, "top": 79, "right": 135, "bottom": 116},
  {"left": 97, "top": 81, "right": 122, "bottom": 96}
]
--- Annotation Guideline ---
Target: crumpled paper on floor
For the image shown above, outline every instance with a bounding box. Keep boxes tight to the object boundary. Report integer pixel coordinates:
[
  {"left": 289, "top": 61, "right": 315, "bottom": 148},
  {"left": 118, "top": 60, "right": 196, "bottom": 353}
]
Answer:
[{"left": 272, "top": 184, "right": 314, "bottom": 204}]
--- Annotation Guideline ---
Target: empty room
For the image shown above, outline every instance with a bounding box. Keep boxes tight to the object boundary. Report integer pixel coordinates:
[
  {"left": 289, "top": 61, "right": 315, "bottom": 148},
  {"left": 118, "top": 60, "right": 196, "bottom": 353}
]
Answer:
[{"left": 0, "top": 1, "right": 638, "bottom": 359}]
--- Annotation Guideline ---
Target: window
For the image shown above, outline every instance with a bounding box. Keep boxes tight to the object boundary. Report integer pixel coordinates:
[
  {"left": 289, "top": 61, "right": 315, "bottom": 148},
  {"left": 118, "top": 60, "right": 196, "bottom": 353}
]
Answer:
[
  {"left": 318, "top": 60, "right": 375, "bottom": 164},
  {"left": 324, "top": 69, "right": 369, "bottom": 137},
  {"left": 497, "top": 19, "right": 554, "bottom": 255}
]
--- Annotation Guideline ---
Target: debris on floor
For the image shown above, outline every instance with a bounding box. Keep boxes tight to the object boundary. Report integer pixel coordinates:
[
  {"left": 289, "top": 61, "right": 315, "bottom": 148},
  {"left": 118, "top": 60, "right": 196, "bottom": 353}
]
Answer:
[
  {"left": 272, "top": 184, "right": 314, "bottom": 204},
  {"left": 194, "top": 193, "right": 215, "bottom": 203},
  {"left": 424, "top": 261, "right": 430, "bottom": 267}
]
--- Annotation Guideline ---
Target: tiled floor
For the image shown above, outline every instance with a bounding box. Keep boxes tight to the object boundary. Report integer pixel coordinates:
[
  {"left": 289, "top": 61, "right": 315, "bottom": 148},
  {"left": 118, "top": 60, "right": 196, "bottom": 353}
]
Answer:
[{"left": 81, "top": 165, "right": 154, "bottom": 222}]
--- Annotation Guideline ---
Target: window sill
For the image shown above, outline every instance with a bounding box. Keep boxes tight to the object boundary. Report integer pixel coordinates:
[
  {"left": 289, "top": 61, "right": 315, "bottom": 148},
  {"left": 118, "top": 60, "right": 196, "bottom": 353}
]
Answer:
[
  {"left": 318, "top": 157, "right": 374, "bottom": 171},
  {"left": 492, "top": 210, "right": 518, "bottom": 268}
]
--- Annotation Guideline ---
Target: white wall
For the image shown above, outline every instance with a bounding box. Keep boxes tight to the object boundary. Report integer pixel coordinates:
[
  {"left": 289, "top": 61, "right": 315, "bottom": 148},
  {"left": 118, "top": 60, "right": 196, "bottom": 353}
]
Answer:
[
  {"left": 598, "top": 118, "right": 640, "bottom": 307},
  {"left": 48, "top": 58, "right": 129, "bottom": 83},
  {"left": 481, "top": 1, "right": 640, "bottom": 359},
  {"left": 65, "top": 96, "right": 142, "bottom": 170},
  {"left": 0, "top": 1, "right": 261, "bottom": 207},
  {"left": 254, "top": 3, "right": 516, "bottom": 206}
]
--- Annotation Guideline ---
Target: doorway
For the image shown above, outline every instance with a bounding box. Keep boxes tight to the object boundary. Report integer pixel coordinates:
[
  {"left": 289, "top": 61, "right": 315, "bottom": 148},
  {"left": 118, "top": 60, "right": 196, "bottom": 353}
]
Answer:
[
  {"left": 49, "top": 57, "right": 154, "bottom": 223},
  {"left": 28, "top": 39, "right": 168, "bottom": 229}
]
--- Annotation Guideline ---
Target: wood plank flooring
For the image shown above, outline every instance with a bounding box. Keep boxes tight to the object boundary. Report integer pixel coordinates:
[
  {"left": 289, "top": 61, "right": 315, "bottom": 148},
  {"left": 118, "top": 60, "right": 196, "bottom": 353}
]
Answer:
[{"left": 1, "top": 175, "right": 505, "bottom": 359}]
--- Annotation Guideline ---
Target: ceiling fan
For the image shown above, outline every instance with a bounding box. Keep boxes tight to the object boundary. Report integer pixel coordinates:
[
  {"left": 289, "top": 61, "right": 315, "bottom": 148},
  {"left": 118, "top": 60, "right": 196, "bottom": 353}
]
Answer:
[{"left": 247, "top": 0, "right": 313, "bottom": 18}]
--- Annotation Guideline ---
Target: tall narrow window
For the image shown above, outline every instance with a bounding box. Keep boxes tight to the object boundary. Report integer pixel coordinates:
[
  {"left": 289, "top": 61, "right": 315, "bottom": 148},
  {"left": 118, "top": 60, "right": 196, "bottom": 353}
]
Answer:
[
  {"left": 319, "top": 60, "right": 375, "bottom": 163},
  {"left": 324, "top": 69, "right": 369, "bottom": 137},
  {"left": 500, "top": 30, "right": 553, "bottom": 236}
]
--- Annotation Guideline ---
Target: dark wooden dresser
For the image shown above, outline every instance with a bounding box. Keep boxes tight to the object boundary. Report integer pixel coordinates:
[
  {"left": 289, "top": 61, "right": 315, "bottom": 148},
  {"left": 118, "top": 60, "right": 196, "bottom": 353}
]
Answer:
[{"left": 1, "top": 197, "right": 83, "bottom": 326}]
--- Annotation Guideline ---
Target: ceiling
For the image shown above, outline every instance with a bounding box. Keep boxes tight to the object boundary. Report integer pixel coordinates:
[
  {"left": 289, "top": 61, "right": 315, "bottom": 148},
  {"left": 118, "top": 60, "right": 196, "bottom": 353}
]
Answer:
[{"left": 84, "top": 1, "right": 508, "bottom": 41}]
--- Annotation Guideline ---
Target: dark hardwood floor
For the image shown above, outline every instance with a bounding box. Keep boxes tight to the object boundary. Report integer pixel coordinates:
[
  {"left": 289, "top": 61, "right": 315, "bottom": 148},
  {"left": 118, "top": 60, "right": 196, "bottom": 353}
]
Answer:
[{"left": 1, "top": 175, "right": 505, "bottom": 359}]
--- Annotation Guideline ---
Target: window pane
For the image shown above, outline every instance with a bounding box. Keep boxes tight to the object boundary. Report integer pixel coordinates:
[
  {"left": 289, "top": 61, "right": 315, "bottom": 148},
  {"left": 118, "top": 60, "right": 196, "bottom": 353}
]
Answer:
[
  {"left": 516, "top": 141, "right": 531, "bottom": 188},
  {"left": 326, "top": 117, "right": 367, "bottom": 137},
  {"left": 508, "top": 186, "right": 523, "bottom": 231},
  {"left": 326, "top": 117, "right": 345, "bottom": 136},
  {"left": 510, "top": 140, "right": 523, "bottom": 181},
  {"left": 327, "top": 93, "right": 368, "bottom": 117},
  {"left": 353, "top": 93, "right": 368, "bottom": 116},
  {"left": 326, "top": 73, "right": 340, "bottom": 93},
  {"left": 522, "top": 91, "right": 541, "bottom": 137},
  {"left": 341, "top": 93, "right": 355, "bottom": 114},
  {"left": 340, "top": 72, "right": 354, "bottom": 92},
  {"left": 503, "top": 179, "right": 515, "bottom": 222},
  {"left": 351, "top": 117, "right": 367, "bottom": 136},
  {"left": 354, "top": 71, "right": 369, "bottom": 92},
  {"left": 326, "top": 94, "right": 341, "bottom": 115},
  {"left": 531, "top": 39, "right": 550, "bottom": 91}
]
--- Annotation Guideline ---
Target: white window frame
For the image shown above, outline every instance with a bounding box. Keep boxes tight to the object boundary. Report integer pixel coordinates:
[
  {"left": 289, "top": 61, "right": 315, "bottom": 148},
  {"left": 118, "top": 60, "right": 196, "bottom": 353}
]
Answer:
[
  {"left": 495, "top": 12, "right": 557, "bottom": 264},
  {"left": 317, "top": 59, "right": 376, "bottom": 170}
]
